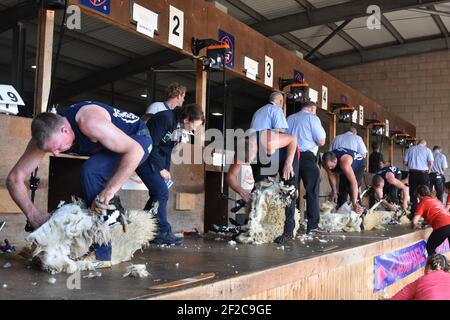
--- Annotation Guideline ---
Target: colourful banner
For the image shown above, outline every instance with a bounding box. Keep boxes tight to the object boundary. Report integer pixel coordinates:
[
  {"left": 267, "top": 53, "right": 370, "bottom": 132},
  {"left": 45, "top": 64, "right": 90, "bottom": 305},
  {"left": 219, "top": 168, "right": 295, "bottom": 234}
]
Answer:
[
  {"left": 80, "top": 0, "right": 111, "bottom": 15},
  {"left": 374, "top": 239, "right": 450, "bottom": 292},
  {"left": 218, "top": 30, "right": 235, "bottom": 68},
  {"left": 293, "top": 70, "right": 304, "bottom": 82}
]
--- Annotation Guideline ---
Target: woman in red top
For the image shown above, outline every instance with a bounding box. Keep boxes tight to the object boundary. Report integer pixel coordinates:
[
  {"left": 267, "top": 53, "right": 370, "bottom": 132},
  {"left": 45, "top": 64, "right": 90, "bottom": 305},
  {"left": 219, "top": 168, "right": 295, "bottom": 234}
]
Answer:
[
  {"left": 391, "top": 254, "right": 450, "bottom": 300},
  {"left": 414, "top": 185, "right": 450, "bottom": 255}
]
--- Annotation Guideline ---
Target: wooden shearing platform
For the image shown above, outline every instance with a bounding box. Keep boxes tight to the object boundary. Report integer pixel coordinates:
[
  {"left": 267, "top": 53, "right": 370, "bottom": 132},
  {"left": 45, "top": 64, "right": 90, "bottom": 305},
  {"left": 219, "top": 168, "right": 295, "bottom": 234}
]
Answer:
[{"left": 0, "top": 225, "right": 434, "bottom": 300}]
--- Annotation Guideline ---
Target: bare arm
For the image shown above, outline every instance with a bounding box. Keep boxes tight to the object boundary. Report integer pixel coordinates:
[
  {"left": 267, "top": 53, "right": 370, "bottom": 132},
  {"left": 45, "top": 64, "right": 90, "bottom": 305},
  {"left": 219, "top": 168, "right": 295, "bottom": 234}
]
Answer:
[
  {"left": 386, "top": 172, "right": 409, "bottom": 210},
  {"left": 78, "top": 108, "right": 144, "bottom": 204},
  {"left": 6, "top": 140, "right": 50, "bottom": 228},
  {"left": 317, "top": 138, "right": 326, "bottom": 147},
  {"left": 262, "top": 131, "right": 297, "bottom": 180},
  {"left": 226, "top": 162, "right": 251, "bottom": 204},
  {"left": 323, "top": 166, "right": 338, "bottom": 202},
  {"left": 340, "top": 156, "right": 363, "bottom": 213}
]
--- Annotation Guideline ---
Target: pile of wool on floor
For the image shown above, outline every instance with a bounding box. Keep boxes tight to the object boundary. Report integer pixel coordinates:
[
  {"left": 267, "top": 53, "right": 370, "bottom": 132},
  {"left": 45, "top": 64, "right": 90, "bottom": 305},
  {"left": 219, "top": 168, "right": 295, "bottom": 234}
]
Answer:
[
  {"left": 319, "top": 202, "right": 363, "bottom": 232},
  {"left": 26, "top": 201, "right": 158, "bottom": 274},
  {"left": 318, "top": 201, "right": 411, "bottom": 232},
  {"left": 236, "top": 177, "right": 298, "bottom": 244}
]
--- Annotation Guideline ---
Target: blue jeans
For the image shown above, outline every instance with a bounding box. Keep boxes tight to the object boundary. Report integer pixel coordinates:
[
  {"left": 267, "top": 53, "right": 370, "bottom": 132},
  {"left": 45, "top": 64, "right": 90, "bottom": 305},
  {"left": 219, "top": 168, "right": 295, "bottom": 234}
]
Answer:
[
  {"left": 80, "top": 137, "right": 151, "bottom": 260},
  {"left": 136, "top": 161, "right": 171, "bottom": 235}
]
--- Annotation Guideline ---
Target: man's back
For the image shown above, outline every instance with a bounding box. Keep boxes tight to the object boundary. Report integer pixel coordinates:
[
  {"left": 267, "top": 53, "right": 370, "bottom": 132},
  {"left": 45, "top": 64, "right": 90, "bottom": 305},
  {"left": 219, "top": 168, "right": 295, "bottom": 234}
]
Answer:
[
  {"left": 432, "top": 151, "right": 448, "bottom": 174},
  {"left": 250, "top": 103, "right": 287, "bottom": 132},
  {"left": 405, "top": 145, "right": 433, "bottom": 170},
  {"left": 146, "top": 101, "right": 169, "bottom": 115},
  {"left": 331, "top": 132, "right": 367, "bottom": 155},
  {"left": 286, "top": 111, "right": 325, "bottom": 154}
]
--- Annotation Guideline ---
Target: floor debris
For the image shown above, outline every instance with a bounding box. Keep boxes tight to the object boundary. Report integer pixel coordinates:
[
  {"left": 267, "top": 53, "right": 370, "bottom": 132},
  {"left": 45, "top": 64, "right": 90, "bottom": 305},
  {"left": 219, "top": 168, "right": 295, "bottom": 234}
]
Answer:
[
  {"left": 47, "top": 277, "right": 56, "bottom": 284},
  {"left": 123, "top": 264, "right": 150, "bottom": 278},
  {"left": 3, "top": 262, "right": 11, "bottom": 269},
  {"left": 228, "top": 240, "right": 237, "bottom": 246},
  {"left": 83, "top": 271, "right": 102, "bottom": 279}
]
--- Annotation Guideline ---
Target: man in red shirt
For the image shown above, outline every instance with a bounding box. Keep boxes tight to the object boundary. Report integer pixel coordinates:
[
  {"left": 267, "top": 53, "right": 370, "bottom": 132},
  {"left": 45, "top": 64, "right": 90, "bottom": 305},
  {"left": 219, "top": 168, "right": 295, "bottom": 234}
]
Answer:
[{"left": 413, "top": 185, "right": 450, "bottom": 255}]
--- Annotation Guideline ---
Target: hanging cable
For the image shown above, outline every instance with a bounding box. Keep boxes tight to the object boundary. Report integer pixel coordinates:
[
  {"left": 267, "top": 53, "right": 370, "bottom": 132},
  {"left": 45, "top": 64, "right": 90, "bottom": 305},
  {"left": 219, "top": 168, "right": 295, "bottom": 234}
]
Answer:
[{"left": 220, "top": 66, "right": 227, "bottom": 196}]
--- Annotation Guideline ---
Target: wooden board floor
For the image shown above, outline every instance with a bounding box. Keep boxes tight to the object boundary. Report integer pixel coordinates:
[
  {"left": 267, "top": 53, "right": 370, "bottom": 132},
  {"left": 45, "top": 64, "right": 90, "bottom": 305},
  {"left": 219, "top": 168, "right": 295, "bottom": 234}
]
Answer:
[{"left": 0, "top": 225, "right": 432, "bottom": 300}]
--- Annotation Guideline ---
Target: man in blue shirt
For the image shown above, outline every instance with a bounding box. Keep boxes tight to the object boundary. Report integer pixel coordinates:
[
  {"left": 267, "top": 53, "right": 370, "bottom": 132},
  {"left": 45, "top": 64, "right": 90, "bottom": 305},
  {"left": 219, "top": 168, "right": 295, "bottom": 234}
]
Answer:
[
  {"left": 404, "top": 139, "right": 434, "bottom": 216},
  {"left": 286, "top": 101, "right": 326, "bottom": 234},
  {"left": 331, "top": 127, "right": 367, "bottom": 157},
  {"left": 430, "top": 145, "right": 448, "bottom": 203},
  {"left": 250, "top": 92, "right": 287, "bottom": 132}
]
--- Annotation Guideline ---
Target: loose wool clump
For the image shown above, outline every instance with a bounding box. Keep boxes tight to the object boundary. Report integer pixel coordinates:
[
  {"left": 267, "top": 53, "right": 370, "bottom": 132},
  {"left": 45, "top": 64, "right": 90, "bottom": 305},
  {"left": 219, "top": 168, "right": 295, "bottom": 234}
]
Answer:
[
  {"left": 26, "top": 202, "right": 158, "bottom": 274},
  {"left": 236, "top": 177, "right": 298, "bottom": 244}
]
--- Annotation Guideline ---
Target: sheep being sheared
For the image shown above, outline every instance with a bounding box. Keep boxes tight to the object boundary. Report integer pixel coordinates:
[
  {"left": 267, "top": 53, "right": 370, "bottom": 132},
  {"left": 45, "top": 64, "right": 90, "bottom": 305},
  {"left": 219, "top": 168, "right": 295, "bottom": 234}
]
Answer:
[
  {"left": 26, "top": 200, "right": 158, "bottom": 274},
  {"left": 318, "top": 202, "right": 363, "bottom": 232},
  {"left": 236, "top": 177, "right": 298, "bottom": 244}
]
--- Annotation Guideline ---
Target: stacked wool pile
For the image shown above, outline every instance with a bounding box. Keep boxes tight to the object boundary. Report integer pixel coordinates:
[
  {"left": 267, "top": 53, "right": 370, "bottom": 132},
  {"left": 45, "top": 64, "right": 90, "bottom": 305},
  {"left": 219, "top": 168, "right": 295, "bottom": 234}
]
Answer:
[
  {"left": 26, "top": 203, "right": 158, "bottom": 274},
  {"left": 236, "top": 177, "right": 298, "bottom": 244}
]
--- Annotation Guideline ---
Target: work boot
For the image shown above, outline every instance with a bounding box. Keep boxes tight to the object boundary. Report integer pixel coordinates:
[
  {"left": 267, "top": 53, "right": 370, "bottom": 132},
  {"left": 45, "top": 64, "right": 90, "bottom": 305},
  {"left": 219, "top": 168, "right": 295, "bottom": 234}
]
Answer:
[
  {"left": 274, "top": 233, "right": 293, "bottom": 244},
  {"left": 152, "top": 232, "right": 183, "bottom": 245}
]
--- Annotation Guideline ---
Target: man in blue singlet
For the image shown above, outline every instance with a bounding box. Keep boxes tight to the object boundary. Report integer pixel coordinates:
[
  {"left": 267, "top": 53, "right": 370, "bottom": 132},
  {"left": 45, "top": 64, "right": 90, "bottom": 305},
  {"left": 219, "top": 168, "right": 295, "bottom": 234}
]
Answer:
[
  {"left": 370, "top": 164, "right": 409, "bottom": 211},
  {"left": 321, "top": 148, "right": 365, "bottom": 213},
  {"left": 6, "top": 101, "right": 153, "bottom": 264}
]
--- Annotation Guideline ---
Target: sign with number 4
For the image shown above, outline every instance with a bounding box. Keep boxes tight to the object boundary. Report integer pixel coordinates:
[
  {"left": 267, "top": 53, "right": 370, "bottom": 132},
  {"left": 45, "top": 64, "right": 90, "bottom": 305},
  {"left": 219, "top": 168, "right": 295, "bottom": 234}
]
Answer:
[{"left": 169, "top": 5, "right": 184, "bottom": 49}]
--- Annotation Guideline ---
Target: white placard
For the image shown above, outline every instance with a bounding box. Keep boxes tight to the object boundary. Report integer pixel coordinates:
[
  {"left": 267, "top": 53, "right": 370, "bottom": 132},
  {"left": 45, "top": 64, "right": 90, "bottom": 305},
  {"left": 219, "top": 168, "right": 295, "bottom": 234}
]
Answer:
[
  {"left": 133, "top": 3, "right": 158, "bottom": 38},
  {"left": 122, "top": 173, "right": 148, "bottom": 191},
  {"left": 352, "top": 109, "right": 358, "bottom": 123},
  {"left": 0, "top": 103, "right": 19, "bottom": 115},
  {"left": 309, "top": 88, "right": 318, "bottom": 104},
  {"left": 0, "top": 85, "right": 25, "bottom": 105},
  {"left": 385, "top": 119, "right": 390, "bottom": 137},
  {"left": 321, "top": 85, "right": 328, "bottom": 110},
  {"left": 244, "top": 56, "right": 258, "bottom": 81},
  {"left": 359, "top": 105, "right": 364, "bottom": 126},
  {"left": 168, "top": 5, "right": 184, "bottom": 49},
  {"left": 264, "top": 56, "right": 274, "bottom": 87}
]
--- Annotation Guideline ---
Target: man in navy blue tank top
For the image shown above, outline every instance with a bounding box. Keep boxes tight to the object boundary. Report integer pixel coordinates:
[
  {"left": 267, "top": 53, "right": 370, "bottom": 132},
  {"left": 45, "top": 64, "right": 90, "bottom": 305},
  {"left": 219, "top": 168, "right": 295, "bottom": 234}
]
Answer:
[
  {"left": 371, "top": 164, "right": 409, "bottom": 210},
  {"left": 6, "top": 101, "right": 152, "bottom": 262},
  {"left": 321, "top": 148, "right": 365, "bottom": 213}
]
